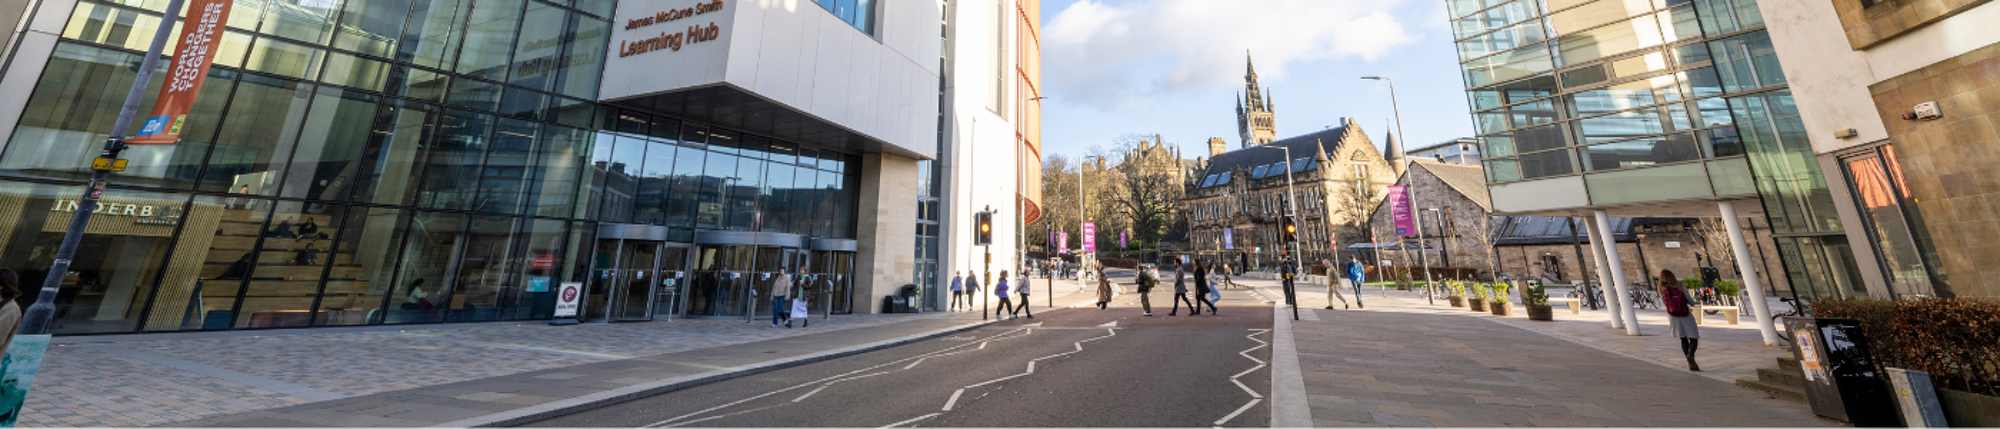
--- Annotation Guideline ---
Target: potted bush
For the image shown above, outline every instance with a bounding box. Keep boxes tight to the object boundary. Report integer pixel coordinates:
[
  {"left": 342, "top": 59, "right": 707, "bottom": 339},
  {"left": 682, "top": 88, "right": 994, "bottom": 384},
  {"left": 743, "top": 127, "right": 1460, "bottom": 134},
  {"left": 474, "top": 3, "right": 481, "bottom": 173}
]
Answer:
[
  {"left": 1490, "top": 283, "right": 1514, "bottom": 316},
  {"left": 1467, "top": 282, "right": 1488, "bottom": 312},
  {"left": 1395, "top": 271, "right": 1412, "bottom": 291},
  {"left": 1714, "top": 280, "right": 1741, "bottom": 306},
  {"left": 1446, "top": 281, "right": 1466, "bottom": 307},
  {"left": 1524, "top": 282, "right": 1553, "bottom": 321}
]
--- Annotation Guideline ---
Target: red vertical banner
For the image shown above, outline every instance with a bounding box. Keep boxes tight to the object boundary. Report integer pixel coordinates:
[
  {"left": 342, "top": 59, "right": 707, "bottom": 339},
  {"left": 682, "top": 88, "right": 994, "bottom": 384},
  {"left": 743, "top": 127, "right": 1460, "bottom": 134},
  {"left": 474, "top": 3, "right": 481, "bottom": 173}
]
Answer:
[{"left": 128, "top": 0, "right": 234, "bottom": 145}]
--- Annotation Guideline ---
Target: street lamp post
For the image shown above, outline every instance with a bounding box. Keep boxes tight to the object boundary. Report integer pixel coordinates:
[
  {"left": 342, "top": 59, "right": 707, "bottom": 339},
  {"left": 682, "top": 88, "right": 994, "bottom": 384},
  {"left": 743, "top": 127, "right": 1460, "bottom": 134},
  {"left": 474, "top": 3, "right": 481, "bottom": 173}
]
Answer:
[
  {"left": 1360, "top": 76, "right": 1408, "bottom": 171},
  {"left": 1415, "top": 208, "right": 1437, "bottom": 305}
]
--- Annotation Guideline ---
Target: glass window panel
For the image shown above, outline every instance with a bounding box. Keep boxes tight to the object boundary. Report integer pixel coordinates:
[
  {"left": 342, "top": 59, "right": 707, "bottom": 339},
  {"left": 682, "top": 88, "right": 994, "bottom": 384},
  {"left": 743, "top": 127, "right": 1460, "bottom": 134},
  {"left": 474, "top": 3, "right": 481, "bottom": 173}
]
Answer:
[
  {"left": 582, "top": 131, "right": 615, "bottom": 220},
  {"left": 1694, "top": 0, "right": 1762, "bottom": 35},
  {"left": 1575, "top": 107, "right": 1666, "bottom": 142},
  {"left": 417, "top": 108, "right": 494, "bottom": 211},
  {"left": 598, "top": 134, "right": 645, "bottom": 222},
  {"left": 454, "top": 0, "right": 525, "bottom": 81},
  {"left": 729, "top": 156, "right": 765, "bottom": 231},
  {"left": 1509, "top": 99, "right": 1559, "bottom": 127},
  {"left": 232, "top": 201, "right": 344, "bottom": 328},
  {"left": 577, "top": 0, "right": 614, "bottom": 17},
  {"left": 667, "top": 145, "right": 707, "bottom": 228},
  {"left": 652, "top": 118, "right": 683, "bottom": 144},
  {"left": 277, "top": 87, "right": 379, "bottom": 201},
  {"left": 1666, "top": 102, "right": 1693, "bottom": 130},
  {"left": 1580, "top": 132, "right": 1701, "bottom": 170},
  {"left": 507, "top": 218, "right": 565, "bottom": 320},
  {"left": 612, "top": 109, "right": 648, "bottom": 136},
  {"left": 528, "top": 125, "right": 587, "bottom": 218},
  {"left": 1512, "top": 123, "right": 1569, "bottom": 152},
  {"left": 385, "top": 210, "right": 460, "bottom": 324},
  {"left": 1568, "top": 80, "right": 1658, "bottom": 115},
  {"left": 1674, "top": 42, "right": 1710, "bottom": 65},
  {"left": 499, "top": 86, "right": 545, "bottom": 120},
  {"left": 3, "top": 43, "right": 232, "bottom": 189},
  {"left": 763, "top": 163, "right": 793, "bottom": 232},
  {"left": 321, "top": 52, "right": 390, "bottom": 91},
  {"left": 354, "top": 100, "right": 439, "bottom": 206},
  {"left": 0, "top": 183, "right": 184, "bottom": 333},
  {"left": 1561, "top": 64, "right": 1608, "bottom": 88},
  {"left": 1681, "top": 67, "right": 1724, "bottom": 97},
  {"left": 444, "top": 214, "right": 516, "bottom": 322},
  {"left": 312, "top": 206, "right": 403, "bottom": 326},
  {"left": 633, "top": 139, "right": 675, "bottom": 225},
  {"left": 550, "top": 97, "right": 594, "bottom": 128},
  {"left": 1554, "top": 15, "right": 1666, "bottom": 67},
  {"left": 1659, "top": 5, "right": 1701, "bottom": 42},
  {"left": 387, "top": 66, "right": 450, "bottom": 102},
  {"left": 1482, "top": 135, "right": 1518, "bottom": 157},
  {"left": 1703, "top": 125, "right": 1744, "bottom": 156},
  {"left": 160, "top": 191, "right": 268, "bottom": 331},
  {"left": 332, "top": 0, "right": 412, "bottom": 57},
  {"left": 1478, "top": 44, "right": 1554, "bottom": 84},
  {"left": 1518, "top": 148, "right": 1577, "bottom": 179},
  {"left": 1546, "top": 0, "right": 1650, "bottom": 35},
  {"left": 1707, "top": 157, "right": 1756, "bottom": 195},
  {"left": 1693, "top": 97, "right": 1733, "bottom": 127},
  {"left": 476, "top": 119, "right": 536, "bottom": 214},
  {"left": 202, "top": 76, "right": 314, "bottom": 195},
  {"left": 1732, "top": 90, "right": 1840, "bottom": 234},
  {"left": 242, "top": 36, "right": 324, "bottom": 79},
  {"left": 260, "top": 0, "right": 340, "bottom": 44},
  {"left": 397, "top": 0, "right": 474, "bottom": 68},
  {"left": 1476, "top": 112, "right": 1510, "bottom": 134},
  {"left": 446, "top": 77, "right": 502, "bottom": 111},
  {"left": 507, "top": 1, "right": 566, "bottom": 91},
  {"left": 1709, "top": 30, "right": 1785, "bottom": 93},
  {"left": 700, "top": 152, "right": 737, "bottom": 229}
]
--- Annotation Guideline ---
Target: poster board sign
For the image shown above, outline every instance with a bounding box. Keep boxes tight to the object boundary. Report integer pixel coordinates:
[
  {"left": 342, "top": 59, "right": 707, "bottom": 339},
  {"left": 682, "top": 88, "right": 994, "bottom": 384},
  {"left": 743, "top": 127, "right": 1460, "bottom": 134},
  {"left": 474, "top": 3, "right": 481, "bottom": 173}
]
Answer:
[{"left": 554, "top": 282, "right": 584, "bottom": 317}]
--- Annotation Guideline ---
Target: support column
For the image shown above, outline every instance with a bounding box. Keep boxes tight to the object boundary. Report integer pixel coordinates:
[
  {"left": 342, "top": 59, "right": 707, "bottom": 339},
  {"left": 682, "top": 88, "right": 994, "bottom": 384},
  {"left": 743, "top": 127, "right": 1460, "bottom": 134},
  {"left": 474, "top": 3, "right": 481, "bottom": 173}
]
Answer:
[
  {"left": 1582, "top": 216, "right": 1623, "bottom": 329},
  {"left": 1721, "top": 201, "right": 1783, "bottom": 345},
  {"left": 856, "top": 153, "right": 920, "bottom": 314},
  {"left": 1593, "top": 210, "right": 1641, "bottom": 335}
]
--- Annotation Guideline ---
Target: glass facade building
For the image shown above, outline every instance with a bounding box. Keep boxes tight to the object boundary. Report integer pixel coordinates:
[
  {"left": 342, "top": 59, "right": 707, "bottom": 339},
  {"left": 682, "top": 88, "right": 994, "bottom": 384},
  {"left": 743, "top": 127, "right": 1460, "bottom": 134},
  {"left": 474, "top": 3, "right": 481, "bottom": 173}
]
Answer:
[
  {"left": 1453, "top": 0, "right": 1861, "bottom": 299},
  {"left": 0, "top": 0, "right": 871, "bottom": 334}
]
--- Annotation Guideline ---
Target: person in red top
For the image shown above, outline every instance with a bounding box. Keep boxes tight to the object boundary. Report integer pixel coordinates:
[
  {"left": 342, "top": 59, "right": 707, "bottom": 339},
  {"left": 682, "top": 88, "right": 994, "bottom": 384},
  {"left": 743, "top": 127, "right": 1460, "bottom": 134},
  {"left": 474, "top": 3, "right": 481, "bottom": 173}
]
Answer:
[{"left": 1658, "top": 270, "right": 1701, "bottom": 372}]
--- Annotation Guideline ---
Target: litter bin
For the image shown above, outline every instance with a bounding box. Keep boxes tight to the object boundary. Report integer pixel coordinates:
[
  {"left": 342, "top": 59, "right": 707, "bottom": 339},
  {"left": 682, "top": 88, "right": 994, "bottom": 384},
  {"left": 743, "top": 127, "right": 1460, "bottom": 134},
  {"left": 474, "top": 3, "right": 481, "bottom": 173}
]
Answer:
[
  {"left": 1785, "top": 317, "right": 1899, "bottom": 426},
  {"left": 881, "top": 295, "right": 908, "bottom": 313}
]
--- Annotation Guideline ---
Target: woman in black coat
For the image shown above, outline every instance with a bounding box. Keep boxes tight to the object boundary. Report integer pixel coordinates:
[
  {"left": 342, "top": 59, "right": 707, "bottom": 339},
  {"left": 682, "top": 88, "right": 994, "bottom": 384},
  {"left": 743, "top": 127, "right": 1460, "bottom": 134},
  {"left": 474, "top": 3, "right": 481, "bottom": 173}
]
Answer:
[{"left": 1191, "top": 262, "right": 1213, "bottom": 315}]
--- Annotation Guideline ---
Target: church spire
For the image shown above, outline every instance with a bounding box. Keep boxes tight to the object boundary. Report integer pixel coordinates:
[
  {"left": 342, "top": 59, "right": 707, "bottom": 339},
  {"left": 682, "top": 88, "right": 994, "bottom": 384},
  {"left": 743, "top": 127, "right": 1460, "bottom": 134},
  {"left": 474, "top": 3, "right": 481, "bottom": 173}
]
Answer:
[
  {"left": 1384, "top": 126, "right": 1408, "bottom": 176},
  {"left": 1238, "top": 51, "right": 1277, "bottom": 148}
]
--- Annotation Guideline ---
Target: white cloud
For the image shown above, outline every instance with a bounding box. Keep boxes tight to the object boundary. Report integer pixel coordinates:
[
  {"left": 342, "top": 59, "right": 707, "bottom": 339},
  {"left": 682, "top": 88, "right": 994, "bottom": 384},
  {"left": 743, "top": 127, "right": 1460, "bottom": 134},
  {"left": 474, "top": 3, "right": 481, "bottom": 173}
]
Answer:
[{"left": 1044, "top": 0, "right": 1419, "bottom": 110}]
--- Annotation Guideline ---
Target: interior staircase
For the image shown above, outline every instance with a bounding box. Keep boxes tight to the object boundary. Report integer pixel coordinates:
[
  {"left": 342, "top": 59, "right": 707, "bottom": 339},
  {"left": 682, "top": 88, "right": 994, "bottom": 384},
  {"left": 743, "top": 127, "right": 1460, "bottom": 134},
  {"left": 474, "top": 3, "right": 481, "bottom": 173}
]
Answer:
[{"left": 1736, "top": 356, "right": 1808, "bottom": 402}]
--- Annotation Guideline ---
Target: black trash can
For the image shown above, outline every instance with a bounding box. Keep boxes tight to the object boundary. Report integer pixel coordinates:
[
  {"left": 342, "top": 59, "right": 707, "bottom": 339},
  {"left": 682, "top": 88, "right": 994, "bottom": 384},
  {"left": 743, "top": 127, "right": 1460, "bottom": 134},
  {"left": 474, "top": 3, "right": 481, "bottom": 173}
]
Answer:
[
  {"left": 1785, "top": 317, "right": 1899, "bottom": 427},
  {"left": 881, "top": 295, "right": 908, "bottom": 313}
]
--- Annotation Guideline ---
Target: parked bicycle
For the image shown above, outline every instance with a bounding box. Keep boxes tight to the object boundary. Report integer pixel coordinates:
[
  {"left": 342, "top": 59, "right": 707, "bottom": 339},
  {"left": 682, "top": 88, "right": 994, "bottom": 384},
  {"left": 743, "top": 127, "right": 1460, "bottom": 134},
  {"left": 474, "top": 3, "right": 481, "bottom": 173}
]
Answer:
[
  {"left": 1770, "top": 297, "right": 1802, "bottom": 323},
  {"left": 1565, "top": 281, "right": 1605, "bottom": 310}
]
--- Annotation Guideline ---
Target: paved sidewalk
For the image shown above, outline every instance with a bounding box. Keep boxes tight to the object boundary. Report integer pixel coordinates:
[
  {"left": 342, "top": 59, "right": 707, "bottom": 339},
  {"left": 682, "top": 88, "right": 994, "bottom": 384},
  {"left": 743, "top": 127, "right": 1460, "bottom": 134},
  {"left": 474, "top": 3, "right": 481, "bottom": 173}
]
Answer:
[
  {"left": 1242, "top": 278, "right": 1829, "bottom": 427},
  {"left": 26, "top": 284, "right": 1093, "bottom": 427}
]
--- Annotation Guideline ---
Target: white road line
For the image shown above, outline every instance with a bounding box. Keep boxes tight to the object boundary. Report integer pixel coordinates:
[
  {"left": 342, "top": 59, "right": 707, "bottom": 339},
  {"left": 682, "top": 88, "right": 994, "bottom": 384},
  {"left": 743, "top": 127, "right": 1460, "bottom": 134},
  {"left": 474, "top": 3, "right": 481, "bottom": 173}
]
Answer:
[
  {"left": 792, "top": 371, "right": 894, "bottom": 402},
  {"left": 1097, "top": 321, "right": 1118, "bottom": 327},
  {"left": 1214, "top": 398, "right": 1262, "bottom": 426},
  {"left": 978, "top": 341, "right": 988, "bottom": 349},
  {"left": 941, "top": 388, "right": 965, "bottom": 411},
  {"left": 879, "top": 412, "right": 941, "bottom": 428},
  {"left": 644, "top": 328, "right": 1031, "bottom": 427},
  {"left": 662, "top": 404, "right": 784, "bottom": 427},
  {"left": 1215, "top": 329, "right": 1271, "bottom": 426},
  {"left": 963, "top": 328, "right": 1118, "bottom": 390}
]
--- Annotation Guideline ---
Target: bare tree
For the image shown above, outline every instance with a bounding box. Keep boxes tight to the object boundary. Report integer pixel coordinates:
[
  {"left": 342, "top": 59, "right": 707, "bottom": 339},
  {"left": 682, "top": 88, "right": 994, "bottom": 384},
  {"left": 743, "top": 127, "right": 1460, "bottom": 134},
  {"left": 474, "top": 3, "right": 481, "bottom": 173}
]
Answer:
[
  {"left": 1460, "top": 215, "right": 1506, "bottom": 282},
  {"left": 1104, "top": 135, "right": 1184, "bottom": 253}
]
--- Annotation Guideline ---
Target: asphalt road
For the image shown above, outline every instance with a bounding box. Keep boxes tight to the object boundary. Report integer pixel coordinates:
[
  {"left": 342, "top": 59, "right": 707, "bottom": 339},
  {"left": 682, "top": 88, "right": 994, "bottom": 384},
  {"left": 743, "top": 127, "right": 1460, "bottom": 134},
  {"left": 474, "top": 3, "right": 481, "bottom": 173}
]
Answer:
[{"left": 529, "top": 286, "right": 1278, "bottom": 428}]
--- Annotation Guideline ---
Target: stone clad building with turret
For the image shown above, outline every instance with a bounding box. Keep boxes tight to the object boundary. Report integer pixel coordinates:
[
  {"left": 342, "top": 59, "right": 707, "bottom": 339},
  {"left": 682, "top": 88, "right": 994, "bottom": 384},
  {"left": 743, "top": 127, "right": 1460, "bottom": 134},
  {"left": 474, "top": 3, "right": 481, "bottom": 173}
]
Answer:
[{"left": 1182, "top": 55, "right": 1402, "bottom": 267}]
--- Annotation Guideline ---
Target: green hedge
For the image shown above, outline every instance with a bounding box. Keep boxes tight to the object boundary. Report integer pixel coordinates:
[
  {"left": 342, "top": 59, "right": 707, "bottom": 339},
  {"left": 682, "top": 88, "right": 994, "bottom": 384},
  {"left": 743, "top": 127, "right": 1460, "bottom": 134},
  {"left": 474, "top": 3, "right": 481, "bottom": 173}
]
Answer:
[{"left": 1812, "top": 298, "right": 2000, "bottom": 396}]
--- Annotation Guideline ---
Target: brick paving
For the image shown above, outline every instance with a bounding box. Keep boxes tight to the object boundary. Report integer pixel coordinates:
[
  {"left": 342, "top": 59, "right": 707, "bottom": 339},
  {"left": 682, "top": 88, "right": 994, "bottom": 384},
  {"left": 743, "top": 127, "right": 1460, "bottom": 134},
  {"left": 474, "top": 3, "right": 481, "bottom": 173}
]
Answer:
[
  {"left": 1246, "top": 278, "right": 1831, "bottom": 427},
  {"left": 24, "top": 282, "right": 1088, "bottom": 427}
]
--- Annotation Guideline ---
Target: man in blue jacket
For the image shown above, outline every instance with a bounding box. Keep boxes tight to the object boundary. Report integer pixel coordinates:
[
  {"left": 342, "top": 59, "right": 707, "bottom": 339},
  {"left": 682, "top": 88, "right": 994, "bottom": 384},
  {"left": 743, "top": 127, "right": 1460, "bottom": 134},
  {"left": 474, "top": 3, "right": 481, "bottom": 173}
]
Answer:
[{"left": 1346, "top": 257, "right": 1368, "bottom": 309}]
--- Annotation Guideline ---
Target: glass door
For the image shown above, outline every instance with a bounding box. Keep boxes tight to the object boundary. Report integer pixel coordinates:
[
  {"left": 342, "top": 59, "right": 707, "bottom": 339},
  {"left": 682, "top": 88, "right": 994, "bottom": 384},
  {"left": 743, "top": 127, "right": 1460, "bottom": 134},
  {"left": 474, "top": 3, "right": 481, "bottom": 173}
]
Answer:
[
  {"left": 748, "top": 246, "right": 785, "bottom": 321},
  {"left": 610, "top": 241, "right": 660, "bottom": 321},
  {"left": 655, "top": 246, "right": 690, "bottom": 319},
  {"left": 584, "top": 240, "right": 619, "bottom": 322},
  {"left": 1841, "top": 146, "right": 1944, "bottom": 299}
]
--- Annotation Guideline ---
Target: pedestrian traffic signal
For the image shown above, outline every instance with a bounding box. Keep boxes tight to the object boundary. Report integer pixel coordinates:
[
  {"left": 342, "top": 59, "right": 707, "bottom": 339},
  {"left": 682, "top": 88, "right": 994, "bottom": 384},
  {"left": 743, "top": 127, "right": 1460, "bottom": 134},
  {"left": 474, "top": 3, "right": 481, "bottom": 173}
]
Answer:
[
  {"left": 975, "top": 211, "right": 993, "bottom": 246},
  {"left": 1282, "top": 216, "right": 1299, "bottom": 243}
]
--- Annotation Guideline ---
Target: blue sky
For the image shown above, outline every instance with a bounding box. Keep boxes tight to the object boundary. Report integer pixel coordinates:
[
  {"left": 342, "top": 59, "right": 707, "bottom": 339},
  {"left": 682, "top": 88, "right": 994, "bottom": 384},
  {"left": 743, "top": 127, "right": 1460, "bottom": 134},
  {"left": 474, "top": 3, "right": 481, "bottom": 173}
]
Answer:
[{"left": 1036, "top": 0, "right": 1476, "bottom": 161}]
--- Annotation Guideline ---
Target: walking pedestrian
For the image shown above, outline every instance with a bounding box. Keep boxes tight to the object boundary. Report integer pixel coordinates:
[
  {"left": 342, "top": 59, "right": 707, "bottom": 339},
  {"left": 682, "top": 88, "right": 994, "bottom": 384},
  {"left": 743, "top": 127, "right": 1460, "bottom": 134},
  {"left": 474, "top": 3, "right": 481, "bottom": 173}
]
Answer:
[
  {"left": 1279, "top": 252, "right": 1299, "bottom": 308},
  {"left": 1136, "top": 265, "right": 1155, "bottom": 316},
  {"left": 949, "top": 271, "right": 965, "bottom": 311},
  {"left": 995, "top": 271, "right": 1015, "bottom": 318},
  {"left": 1323, "top": 258, "right": 1350, "bottom": 310},
  {"left": 791, "top": 267, "right": 811, "bottom": 327},
  {"left": 1012, "top": 270, "right": 1034, "bottom": 319},
  {"left": 772, "top": 270, "right": 792, "bottom": 327},
  {"left": 1196, "top": 262, "right": 1219, "bottom": 314},
  {"left": 1094, "top": 266, "right": 1114, "bottom": 309},
  {"left": 1170, "top": 263, "right": 1194, "bottom": 316},
  {"left": 1659, "top": 269, "right": 1701, "bottom": 371},
  {"left": 1346, "top": 257, "right": 1367, "bottom": 309}
]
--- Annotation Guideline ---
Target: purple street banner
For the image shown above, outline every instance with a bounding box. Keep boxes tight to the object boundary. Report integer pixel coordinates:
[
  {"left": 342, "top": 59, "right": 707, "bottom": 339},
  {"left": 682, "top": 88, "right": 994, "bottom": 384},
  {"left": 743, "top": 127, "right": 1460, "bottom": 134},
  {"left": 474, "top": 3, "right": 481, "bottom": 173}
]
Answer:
[
  {"left": 1388, "top": 185, "right": 1414, "bottom": 236},
  {"left": 1120, "top": 231, "right": 1127, "bottom": 249},
  {"left": 1223, "top": 228, "right": 1233, "bottom": 250},
  {"left": 1082, "top": 222, "right": 1097, "bottom": 253}
]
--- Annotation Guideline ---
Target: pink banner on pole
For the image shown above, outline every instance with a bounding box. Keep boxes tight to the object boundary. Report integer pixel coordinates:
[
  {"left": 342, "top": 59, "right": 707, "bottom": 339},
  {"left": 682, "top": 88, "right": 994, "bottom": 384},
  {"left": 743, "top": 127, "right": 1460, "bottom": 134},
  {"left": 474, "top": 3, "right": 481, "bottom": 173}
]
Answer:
[
  {"left": 1388, "top": 185, "right": 1415, "bottom": 237},
  {"left": 1058, "top": 232, "right": 1069, "bottom": 253},
  {"left": 1082, "top": 222, "right": 1096, "bottom": 253}
]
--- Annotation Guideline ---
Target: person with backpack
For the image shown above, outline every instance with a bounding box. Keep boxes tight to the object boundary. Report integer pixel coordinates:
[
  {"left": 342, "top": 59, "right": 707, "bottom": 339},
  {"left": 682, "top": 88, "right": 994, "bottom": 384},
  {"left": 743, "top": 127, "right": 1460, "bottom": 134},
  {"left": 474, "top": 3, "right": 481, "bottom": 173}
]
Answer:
[
  {"left": 994, "top": 271, "right": 1015, "bottom": 319},
  {"left": 1346, "top": 257, "right": 1367, "bottom": 309},
  {"left": 1659, "top": 269, "right": 1700, "bottom": 371}
]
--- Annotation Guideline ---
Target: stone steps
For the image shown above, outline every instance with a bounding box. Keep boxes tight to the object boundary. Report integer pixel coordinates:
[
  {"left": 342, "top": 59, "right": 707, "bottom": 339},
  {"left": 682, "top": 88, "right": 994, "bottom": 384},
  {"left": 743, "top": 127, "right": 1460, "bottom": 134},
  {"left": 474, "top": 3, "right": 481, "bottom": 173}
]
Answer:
[{"left": 1735, "top": 356, "right": 1807, "bottom": 402}]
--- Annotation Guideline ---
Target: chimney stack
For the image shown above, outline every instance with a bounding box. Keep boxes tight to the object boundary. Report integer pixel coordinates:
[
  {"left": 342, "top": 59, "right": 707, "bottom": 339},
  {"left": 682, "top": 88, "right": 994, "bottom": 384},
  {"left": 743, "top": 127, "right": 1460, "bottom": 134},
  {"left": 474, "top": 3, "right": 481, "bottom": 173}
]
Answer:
[{"left": 1208, "top": 137, "right": 1227, "bottom": 157}]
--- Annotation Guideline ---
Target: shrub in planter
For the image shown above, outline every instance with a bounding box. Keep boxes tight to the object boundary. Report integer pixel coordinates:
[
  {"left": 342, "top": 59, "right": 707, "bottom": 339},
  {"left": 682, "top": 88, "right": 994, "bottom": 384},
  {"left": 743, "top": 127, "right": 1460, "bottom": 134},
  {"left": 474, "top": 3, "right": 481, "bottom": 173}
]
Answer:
[
  {"left": 1524, "top": 282, "right": 1553, "bottom": 321},
  {"left": 1714, "top": 280, "right": 1741, "bottom": 305},
  {"left": 1812, "top": 298, "right": 2000, "bottom": 400},
  {"left": 1447, "top": 281, "right": 1467, "bottom": 307},
  {"left": 1467, "top": 282, "right": 1489, "bottom": 312},
  {"left": 1491, "top": 294, "right": 1513, "bottom": 316}
]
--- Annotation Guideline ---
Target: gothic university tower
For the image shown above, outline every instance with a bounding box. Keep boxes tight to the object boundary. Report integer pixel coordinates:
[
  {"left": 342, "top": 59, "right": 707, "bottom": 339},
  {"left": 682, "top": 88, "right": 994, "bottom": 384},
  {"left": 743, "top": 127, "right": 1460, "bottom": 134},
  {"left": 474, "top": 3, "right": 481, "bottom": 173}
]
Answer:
[{"left": 1236, "top": 53, "right": 1277, "bottom": 148}]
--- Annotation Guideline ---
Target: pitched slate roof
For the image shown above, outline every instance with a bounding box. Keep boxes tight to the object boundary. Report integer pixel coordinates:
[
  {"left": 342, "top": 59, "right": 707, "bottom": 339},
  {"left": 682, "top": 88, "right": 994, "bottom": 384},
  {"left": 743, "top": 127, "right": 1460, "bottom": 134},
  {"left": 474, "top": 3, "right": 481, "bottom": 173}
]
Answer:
[
  {"left": 1410, "top": 160, "right": 1493, "bottom": 212},
  {"left": 1195, "top": 125, "right": 1349, "bottom": 187}
]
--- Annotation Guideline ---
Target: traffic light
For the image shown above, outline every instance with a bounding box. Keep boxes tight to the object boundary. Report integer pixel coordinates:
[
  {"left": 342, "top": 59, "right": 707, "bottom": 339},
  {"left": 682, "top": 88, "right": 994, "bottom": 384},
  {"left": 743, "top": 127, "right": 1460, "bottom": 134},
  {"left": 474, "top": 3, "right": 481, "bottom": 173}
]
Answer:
[
  {"left": 975, "top": 211, "right": 993, "bottom": 246},
  {"left": 1281, "top": 216, "right": 1299, "bottom": 243}
]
